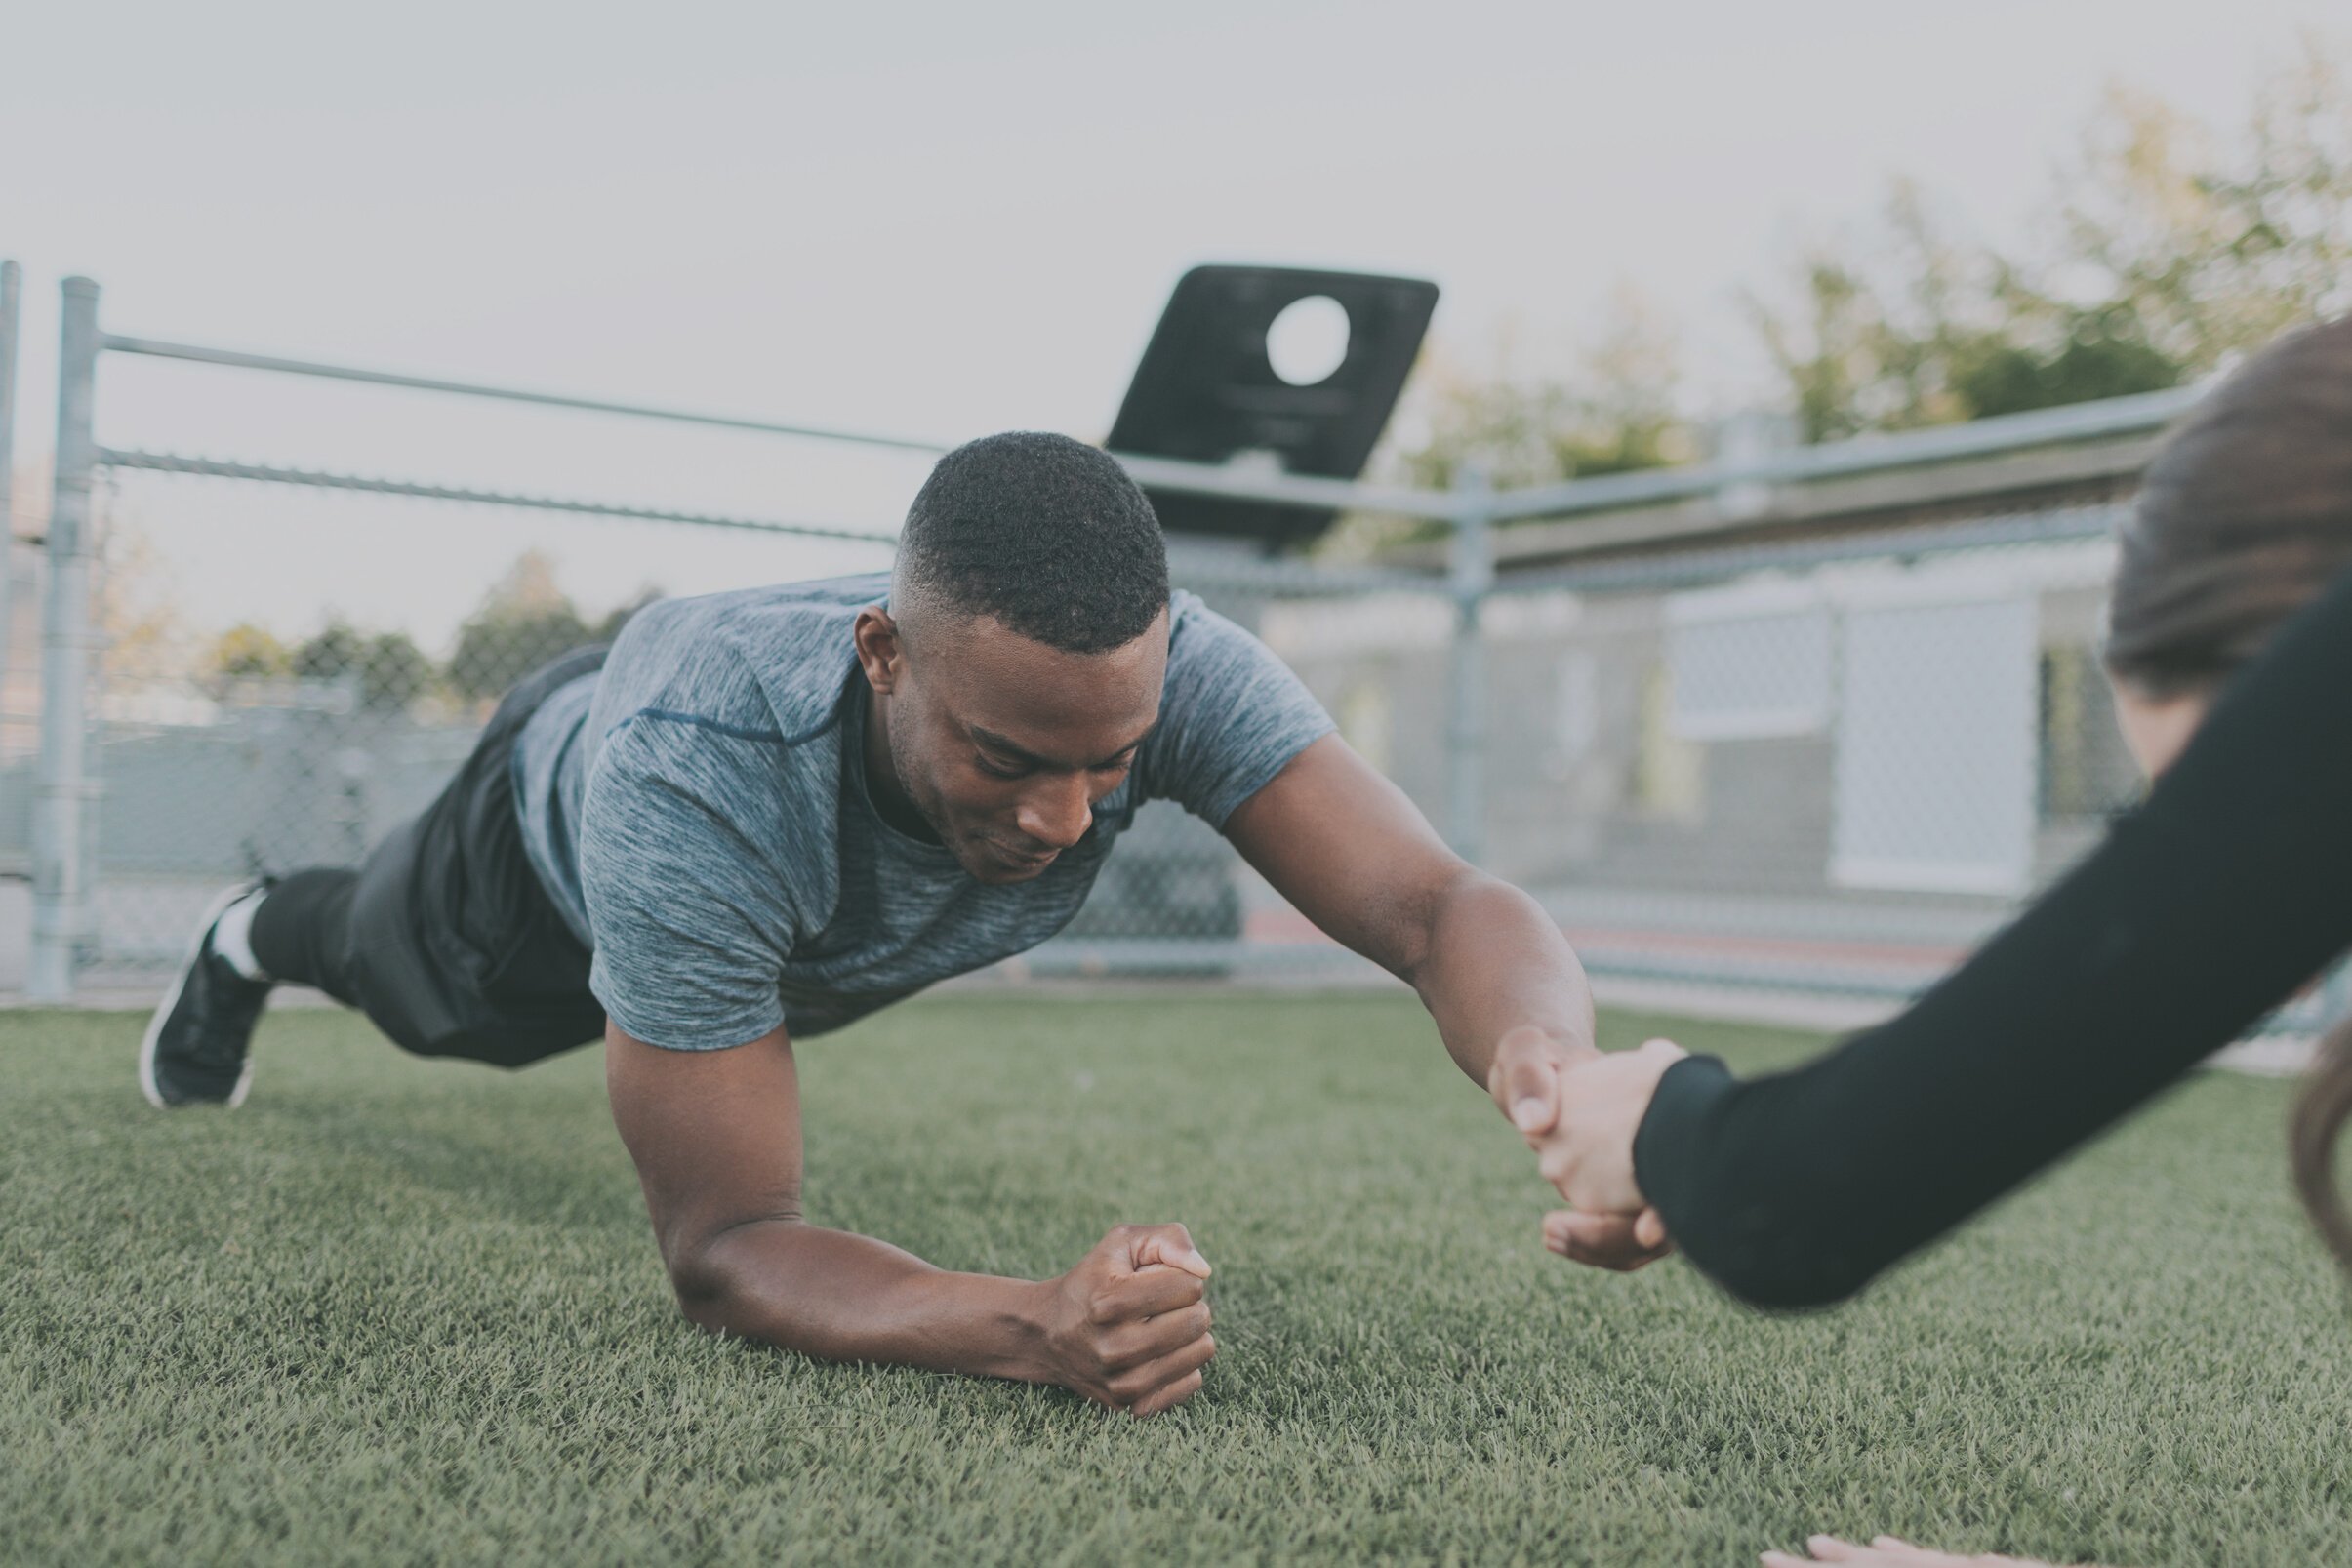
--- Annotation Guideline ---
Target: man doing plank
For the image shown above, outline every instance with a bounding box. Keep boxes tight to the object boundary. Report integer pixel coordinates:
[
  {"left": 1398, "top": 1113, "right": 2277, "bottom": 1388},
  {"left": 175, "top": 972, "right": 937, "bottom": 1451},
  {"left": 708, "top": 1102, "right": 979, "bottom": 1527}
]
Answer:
[{"left": 142, "top": 432, "right": 1635, "bottom": 1417}]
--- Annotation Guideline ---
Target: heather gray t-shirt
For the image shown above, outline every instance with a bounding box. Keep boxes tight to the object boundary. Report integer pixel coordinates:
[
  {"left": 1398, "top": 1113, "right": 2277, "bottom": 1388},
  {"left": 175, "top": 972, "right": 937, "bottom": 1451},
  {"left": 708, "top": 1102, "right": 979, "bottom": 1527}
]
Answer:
[{"left": 510, "top": 572, "right": 1333, "bottom": 1050}]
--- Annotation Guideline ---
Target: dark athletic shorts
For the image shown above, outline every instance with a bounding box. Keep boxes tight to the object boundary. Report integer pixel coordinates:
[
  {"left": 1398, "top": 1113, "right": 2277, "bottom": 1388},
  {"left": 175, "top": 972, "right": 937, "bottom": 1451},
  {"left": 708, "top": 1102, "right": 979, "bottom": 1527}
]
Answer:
[{"left": 342, "top": 645, "right": 610, "bottom": 1067}]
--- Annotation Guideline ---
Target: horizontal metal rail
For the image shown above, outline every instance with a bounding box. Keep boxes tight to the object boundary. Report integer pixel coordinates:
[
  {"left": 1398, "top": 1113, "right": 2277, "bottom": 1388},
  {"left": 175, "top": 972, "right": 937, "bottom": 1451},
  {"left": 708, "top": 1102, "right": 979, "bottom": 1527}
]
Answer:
[
  {"left": 97, "top": 449, "right": 901, "bottom": 546},
  {"left": 101, "top": 448, "right": 1449, "bottom": 595},
  {"left": 1108, "top": 452, "right": 1461, "bottom": 521},
  {"left": 1168, "top": 555, "right": 1445, "bottom": 598},
  {"left": 101, "top": 334, "right": 954, "bottom": 456},
  {"left": 99, "top": 331, "right": 1470, "bottom": 522},
  {"left": 1487, "top": 383, "right": 2205, "bottom": 523},
  {"left": 1487, "top": 503, "right": 2124, "bottom": 596}
]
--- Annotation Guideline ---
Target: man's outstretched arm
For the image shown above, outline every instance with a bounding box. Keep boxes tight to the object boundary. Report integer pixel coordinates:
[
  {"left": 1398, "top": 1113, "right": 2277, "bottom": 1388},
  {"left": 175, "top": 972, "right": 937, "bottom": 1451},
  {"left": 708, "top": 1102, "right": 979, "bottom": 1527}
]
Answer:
[
  {"left": 1222, "top": 735, "right": 1665, "bottom": 1270},
  {"left": 1223, "top": 734, "right": 1596, "bottom": 1085},
  {"left": 605, "top": 1021, "right": 1217, "bottom": 1415}
]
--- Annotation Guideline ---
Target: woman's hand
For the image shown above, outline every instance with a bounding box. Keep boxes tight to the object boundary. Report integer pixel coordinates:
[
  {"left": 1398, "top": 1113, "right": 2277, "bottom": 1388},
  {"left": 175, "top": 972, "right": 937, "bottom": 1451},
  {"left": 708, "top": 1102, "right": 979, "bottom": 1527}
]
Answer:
[{"left": 1505, "top": 1033, "right": 1687, "bottom": 1212}]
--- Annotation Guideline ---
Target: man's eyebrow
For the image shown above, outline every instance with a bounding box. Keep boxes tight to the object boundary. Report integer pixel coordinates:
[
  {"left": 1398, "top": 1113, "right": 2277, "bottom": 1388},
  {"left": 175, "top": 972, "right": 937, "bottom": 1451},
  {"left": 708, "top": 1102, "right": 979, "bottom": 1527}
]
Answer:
[{"left": 970, "top": 723, "right": 1152, "bottom": 770}]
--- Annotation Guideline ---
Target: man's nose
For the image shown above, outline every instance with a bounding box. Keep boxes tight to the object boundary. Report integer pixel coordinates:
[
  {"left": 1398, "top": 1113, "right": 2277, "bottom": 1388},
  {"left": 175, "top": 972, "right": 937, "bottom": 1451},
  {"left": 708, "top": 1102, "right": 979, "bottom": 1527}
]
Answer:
[{"left": 1016, "top": 774, "right": 1093, "bottom": 850}]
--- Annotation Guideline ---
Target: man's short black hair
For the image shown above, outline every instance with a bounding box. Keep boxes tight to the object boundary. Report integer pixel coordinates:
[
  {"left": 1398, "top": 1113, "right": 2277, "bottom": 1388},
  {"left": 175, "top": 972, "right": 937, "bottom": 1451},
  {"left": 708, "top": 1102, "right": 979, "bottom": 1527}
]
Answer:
[{"left": 894, "top": 431, "right": 1170, "bottom": 655}]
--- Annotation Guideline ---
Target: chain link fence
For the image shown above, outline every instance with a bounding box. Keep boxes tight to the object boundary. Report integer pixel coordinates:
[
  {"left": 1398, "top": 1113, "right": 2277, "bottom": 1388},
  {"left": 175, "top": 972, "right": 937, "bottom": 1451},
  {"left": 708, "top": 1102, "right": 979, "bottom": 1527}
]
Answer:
[{"left": 1278, "top": 511, "right": 2119, "bottom": 985}]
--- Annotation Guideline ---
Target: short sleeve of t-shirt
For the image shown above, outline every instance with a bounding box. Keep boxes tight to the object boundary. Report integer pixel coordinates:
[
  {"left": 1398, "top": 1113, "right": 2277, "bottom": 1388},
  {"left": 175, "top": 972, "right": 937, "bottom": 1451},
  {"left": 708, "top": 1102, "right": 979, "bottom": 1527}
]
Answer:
[
  {"left": 579, "top": 714, "right": 803, "bottom": 1052},
  {"left": 1140, "top": 597, "right": 1336, "bottom": 827}
]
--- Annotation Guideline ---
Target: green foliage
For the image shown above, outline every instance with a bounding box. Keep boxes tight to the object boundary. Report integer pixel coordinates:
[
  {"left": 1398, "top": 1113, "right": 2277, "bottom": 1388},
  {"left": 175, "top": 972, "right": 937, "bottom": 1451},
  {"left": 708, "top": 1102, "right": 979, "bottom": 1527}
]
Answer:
[
  {"left": 2053, "top": 60, "right": 2352, "bottom": 376},
  {"left": 1747, "top": 186, "right": 2031, "bottom": 444},
  {"left": 210, "top": 621, "right": 432, "bottom": 711},
  {"left": 291, "top": 620, "right": 436, "bottom": 712},
  {"left": 446, "top": 604, "right": 595, "bottom": 701},
  {"left": 208, "top": 622, "right": 289, "bottom": 680},
  {"left": 360, "top": 630, "right": 436, "bottom": 711},
  {"left": 1397, "top": 288, "right": 1695, "bottom": 492},
  {"left": 1950, "top": 318, "right": 2185, "bottom": 420},
  {"left": 1752, "top": 40, "right": 2352, "bottom": 442},
  {"left": 289, "top": 621, "right": 365, "bottom": 683},
  {"left": 446, "top": 550, "right": 595, "bottom": 701},
  {"left": 7, "top": 996, "right": 2352, "bottom": 1566},
  {"left": 209, "top": 559, "right": 652, "bottom": 713}
]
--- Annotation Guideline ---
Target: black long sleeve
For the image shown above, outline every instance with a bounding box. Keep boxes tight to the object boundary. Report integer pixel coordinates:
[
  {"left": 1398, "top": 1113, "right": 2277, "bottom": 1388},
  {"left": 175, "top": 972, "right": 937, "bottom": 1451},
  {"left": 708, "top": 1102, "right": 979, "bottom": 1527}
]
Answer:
[{"left": 1632, "top": 562, "right": 2352, "bottom": 1309}]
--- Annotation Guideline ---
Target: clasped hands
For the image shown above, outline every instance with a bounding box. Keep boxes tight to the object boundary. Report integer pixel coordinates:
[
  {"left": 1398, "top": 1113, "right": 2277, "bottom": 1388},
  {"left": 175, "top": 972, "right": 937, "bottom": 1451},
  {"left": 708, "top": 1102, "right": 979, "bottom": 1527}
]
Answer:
[{"left": 1486, "top": 1025, "right": 1687, "bottom": 1272}]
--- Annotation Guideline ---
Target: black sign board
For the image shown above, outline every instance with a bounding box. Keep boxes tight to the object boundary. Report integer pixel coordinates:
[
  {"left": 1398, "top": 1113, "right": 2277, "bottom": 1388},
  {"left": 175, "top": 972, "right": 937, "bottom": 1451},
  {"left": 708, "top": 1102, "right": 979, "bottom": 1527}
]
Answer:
[{"left": 1108, "top": 265, "right": 1439, "bottom": 545}]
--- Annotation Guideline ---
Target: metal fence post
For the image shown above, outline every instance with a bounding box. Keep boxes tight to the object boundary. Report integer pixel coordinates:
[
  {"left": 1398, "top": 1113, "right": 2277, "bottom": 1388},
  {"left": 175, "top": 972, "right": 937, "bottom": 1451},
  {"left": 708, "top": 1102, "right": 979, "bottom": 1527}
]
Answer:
[
  {"left": 0, "top": 260, "right": 20, "bottom": 728},
  {"left": 1709, "top": 408, "right": 1797, "bottom": 523},
  {"left": 31, "top": 278, "right": 101, "bottom": 1002},
  {"left": 1445, "top": 462, "right": 1494, "bottom": 864}
]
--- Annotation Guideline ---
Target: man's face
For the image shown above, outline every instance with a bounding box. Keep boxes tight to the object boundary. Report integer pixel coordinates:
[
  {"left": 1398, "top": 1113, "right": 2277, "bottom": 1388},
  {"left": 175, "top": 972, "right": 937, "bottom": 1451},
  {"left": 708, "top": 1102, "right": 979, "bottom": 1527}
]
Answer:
[{"left": 857, "top": 606, "right": 1168, "bottom": 884}]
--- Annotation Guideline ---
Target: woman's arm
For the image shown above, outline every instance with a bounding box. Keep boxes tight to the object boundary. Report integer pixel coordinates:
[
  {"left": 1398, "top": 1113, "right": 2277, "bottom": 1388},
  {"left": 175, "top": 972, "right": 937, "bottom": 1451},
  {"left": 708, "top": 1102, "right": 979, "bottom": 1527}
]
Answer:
[{"left": 1631, "top": 563, "right": 2352, "bottom": 1308}]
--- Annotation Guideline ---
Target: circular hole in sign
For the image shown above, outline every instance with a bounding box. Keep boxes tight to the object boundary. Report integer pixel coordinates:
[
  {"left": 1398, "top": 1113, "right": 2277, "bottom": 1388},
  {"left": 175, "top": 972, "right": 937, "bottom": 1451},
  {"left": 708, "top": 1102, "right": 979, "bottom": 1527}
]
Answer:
[{"left": 1265, "top": 295, "right": 1351, "bottom": 386}]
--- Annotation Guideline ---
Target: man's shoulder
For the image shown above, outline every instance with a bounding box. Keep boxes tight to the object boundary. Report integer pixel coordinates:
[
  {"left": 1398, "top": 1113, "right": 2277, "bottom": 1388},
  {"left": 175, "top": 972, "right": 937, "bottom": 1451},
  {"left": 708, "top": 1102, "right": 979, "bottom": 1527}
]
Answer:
[
  {"left": 1160, "top": 588, "right": 1273, "bottom": 692},
  {"left": 598, "top": 572, "right": 886, "bottom": 747},
  {"left": 1136, "top": 587, "right": 1335, "bottom": 824}
]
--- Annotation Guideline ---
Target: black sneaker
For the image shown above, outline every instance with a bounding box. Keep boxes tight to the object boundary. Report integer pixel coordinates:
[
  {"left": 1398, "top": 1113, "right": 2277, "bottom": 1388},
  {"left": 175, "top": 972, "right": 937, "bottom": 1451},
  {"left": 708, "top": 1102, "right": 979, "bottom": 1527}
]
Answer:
[{"left": 140, "top": 882, "right": 273, "bottom": 1108}]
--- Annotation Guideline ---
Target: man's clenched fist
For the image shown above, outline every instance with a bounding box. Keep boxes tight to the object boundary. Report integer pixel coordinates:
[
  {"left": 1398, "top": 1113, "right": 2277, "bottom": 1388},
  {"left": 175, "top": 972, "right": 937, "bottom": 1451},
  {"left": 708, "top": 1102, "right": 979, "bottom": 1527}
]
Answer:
[{"left": 1038, "top": 1224, "right": 1217, "bottom": 1418}]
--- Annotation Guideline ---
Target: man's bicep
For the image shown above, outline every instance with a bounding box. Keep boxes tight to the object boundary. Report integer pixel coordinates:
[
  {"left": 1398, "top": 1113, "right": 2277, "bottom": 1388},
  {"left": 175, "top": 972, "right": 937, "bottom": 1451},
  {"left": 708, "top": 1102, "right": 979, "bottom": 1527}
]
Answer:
[
  {"left": 1222, "top": 733, "right": 1467, "bottom": 970},
  {"left": 605, "top": 1020, "right": 802, "bottom": 1279}
]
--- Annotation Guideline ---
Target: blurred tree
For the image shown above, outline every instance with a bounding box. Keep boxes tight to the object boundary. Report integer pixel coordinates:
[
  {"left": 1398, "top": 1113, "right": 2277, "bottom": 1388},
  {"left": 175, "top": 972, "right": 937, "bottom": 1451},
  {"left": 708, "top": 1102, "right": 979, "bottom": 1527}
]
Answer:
[
  {"left": 360, "top": 632, "right": 435, "bottom": 712},
  {"left": 1751, "top": 38, "right": 2352, "bottom": 440},
  {"left": 291, "top": 619, "right": 435, "bottom": 711},
  {"left": 291, "top": 622, "right": 365, "bottom": 683},
  {"left": 446, "top": 550, "right": 594, "bottom": 702},
  {"left": 1946, "top": 315, "right": 2185, "bottom": 421},
  {"left": 2042, "top": 57, "right": 2352, "bottom": 376},
  {"left": 1396, "top": 286, "right": 1695, "bottom": 491},
  {"left": 1554, "top": 293, "right": 1694, "bottom": 478},
  {"left": 93, "top": 518, "right": 189, "bottom": 686},
  {"left": 211, "top": 623, "right": 290, "bottom": 680},
  {"left": 1747, "top": 184, "right": 2013, "bottom": 443}
]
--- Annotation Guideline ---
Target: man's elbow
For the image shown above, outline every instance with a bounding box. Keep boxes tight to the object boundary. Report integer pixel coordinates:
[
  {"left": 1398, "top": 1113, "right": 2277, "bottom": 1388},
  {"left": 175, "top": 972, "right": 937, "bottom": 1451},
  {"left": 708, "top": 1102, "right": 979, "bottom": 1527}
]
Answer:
[
  {"left": 661, "top": 1216, "right": 799, "bottom": 1332},
  {"left": 665, "top": 1253, "right": 744, "bottom": 1336}
]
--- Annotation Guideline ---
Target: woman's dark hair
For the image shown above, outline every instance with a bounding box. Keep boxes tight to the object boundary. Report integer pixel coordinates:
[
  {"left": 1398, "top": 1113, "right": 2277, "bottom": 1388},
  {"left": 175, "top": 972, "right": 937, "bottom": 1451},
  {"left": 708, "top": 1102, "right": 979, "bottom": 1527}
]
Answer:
[
  {"left": 2106, "top": 314, "right": 2352, "bottom": 1274},
  {"left": 2109, "top": 317, "right": 2352, "bottom": 695}
]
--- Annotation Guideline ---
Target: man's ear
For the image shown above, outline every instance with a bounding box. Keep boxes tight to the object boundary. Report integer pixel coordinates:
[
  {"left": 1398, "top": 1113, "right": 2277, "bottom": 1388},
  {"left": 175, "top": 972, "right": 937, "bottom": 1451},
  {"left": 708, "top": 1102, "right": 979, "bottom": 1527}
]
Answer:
[{"left": 853, "top": 607, "right": 904, "bottom": 696}]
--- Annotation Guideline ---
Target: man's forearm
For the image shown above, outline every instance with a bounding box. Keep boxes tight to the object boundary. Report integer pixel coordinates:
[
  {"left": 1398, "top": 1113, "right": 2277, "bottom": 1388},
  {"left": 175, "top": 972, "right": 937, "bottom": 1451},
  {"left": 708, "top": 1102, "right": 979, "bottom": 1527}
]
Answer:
[
  {"left": 1407, "top": 870, "right": 1598, "bottom": 1085},
  {"left": 675, "top": 1218, "right": 1055, "bottom": 1382}
]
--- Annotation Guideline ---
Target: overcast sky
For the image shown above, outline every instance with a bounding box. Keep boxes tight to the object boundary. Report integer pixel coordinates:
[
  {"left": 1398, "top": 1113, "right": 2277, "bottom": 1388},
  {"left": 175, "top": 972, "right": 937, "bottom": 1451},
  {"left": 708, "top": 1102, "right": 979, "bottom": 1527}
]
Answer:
[{"left": 3, "top": 1, "right": 2344, "bottom": 647}]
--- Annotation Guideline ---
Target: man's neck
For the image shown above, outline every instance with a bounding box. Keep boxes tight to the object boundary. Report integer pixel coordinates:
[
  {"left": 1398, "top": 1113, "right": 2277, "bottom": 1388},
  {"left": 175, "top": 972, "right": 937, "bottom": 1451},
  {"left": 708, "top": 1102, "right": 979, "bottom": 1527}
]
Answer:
[{"left": 861, "top": 685, "right": 941, "bottom": 843}]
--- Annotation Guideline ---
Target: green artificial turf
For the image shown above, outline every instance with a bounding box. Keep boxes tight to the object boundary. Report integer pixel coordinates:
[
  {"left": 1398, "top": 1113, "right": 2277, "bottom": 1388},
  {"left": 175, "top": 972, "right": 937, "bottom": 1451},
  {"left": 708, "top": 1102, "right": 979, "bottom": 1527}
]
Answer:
[{"left": 5, "top": 993, "right": 2349, "bottom": 1566}]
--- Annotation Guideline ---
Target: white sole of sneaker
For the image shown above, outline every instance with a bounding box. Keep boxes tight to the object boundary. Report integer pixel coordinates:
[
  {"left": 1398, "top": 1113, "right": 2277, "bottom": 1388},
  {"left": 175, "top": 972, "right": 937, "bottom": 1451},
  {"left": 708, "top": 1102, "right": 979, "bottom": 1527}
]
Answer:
[{"left": 139, "top": 881, "right": 263, "bottom": 1110}]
